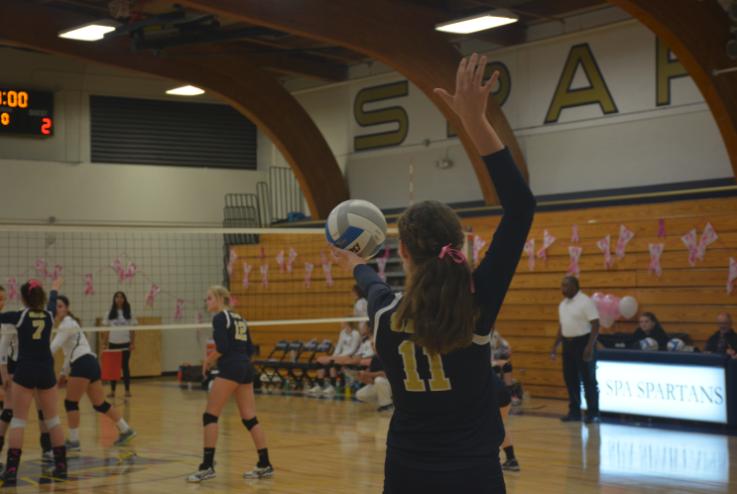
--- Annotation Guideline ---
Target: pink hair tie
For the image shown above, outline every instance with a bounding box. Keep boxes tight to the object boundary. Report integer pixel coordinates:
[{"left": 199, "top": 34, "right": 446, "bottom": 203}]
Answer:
[
  {"left": 27, "top": 279, "right": 42, "bottom": 292},
  {"left": 438, "top": 244, "right": 475, "bottom": 293}
]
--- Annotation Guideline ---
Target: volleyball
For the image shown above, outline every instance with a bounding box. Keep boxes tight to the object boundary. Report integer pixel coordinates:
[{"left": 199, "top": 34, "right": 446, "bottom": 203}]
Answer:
[
  {"left": 667, "top": 338, "right": 686, "bottom": 352},
  {"left": 325, "top": 199, "right": 387, "bottom": 259},
  {"left": 639, "top": 337, "right": 658, "bottom": 351}
]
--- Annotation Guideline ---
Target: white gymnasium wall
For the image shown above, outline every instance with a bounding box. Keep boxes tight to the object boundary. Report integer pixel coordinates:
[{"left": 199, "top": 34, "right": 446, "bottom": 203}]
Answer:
[{"left": 0, "top": 47, "right": 266, "bottom": 371}]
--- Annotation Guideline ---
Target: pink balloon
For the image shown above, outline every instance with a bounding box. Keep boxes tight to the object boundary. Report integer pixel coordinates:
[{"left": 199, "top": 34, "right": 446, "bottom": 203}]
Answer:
[
  {"left": 591, "top": 292, "right": 605, "bottom": 311},
  {"left": 602, "top": 294, "right": 620, "bottom": 318}
]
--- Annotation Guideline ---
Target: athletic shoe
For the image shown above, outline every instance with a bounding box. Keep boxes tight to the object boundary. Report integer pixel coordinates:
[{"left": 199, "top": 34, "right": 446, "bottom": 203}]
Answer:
[
  {"left": 65, "top": 440, "right": 81, "bottom": 451},
  {"left": 584, "top": 416, "right": 601, "bottom": 424},
  {"left": 243, "top": 465, "right": 274, "bottom": 479},
  {"left": 186, "top": 467, "right": 216, "bottom": 483},
  {"left": 322, "top": 384, "right": 336, "bottom": 394},
  {"left": 502, "top": 459, "right": 520, "bottom": 471},
  {"left": 0, "top": 467, "right": 17, "bottom": 482},
  {"left": 50, "top": 465, "right": 67, "bottom": 478},
  {"left": 307, "top": 385, "right": 322, "bottom": 394},
  {"left": 124, "top": 391, "right": 132, "bottom": 398},
  {"left": 377, "top": 404, "right": 395, "bottom": 412},
  {"left": 113, "top": 429, "right": 137, "bottom": 446},
  {"left": 42, "top": 450, "right": 54, "bottom": 461}
]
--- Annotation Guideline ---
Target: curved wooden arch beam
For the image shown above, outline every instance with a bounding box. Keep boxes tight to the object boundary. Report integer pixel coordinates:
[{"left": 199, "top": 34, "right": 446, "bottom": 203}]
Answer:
[
  {"left": 178, "top": 0, "right": 532, "bottom": 205},
  {"left": 607, "top": 0, "right": 737, "bottom": 177},
  {"left": 0, "top": 0, "right": 347, "bottom": 219}
]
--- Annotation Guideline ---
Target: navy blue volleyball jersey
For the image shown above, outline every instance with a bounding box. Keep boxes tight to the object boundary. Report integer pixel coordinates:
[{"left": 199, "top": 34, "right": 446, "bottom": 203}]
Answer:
[
  {"left": 212, "top": 310, "right": 254, "bottom": 365},
  {"left": 0, "top": 291, "right": 58, "bottom": 367},
  {"left": 354, "top": 148, "right": 535, "bottom": 471}
]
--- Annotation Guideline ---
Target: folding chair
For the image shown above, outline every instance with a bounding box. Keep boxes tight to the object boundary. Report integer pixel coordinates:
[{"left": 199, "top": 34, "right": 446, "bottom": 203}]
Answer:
[
  {"left": 296, "top": 339, "right": 333, "bottom": 387},
  {"left": 252, "top": 340, "right": 289, "bottom": 387}
]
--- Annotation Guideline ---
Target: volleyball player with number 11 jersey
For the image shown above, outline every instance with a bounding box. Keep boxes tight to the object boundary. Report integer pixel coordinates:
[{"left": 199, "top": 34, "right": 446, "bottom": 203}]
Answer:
[{"left": 329, "top": 54, "right": 535, "bottom": 493}]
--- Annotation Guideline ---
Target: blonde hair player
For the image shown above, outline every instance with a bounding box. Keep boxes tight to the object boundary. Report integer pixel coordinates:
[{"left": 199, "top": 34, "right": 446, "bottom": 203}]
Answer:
[{"left": 186, "top": 286, "right": 273, "bottom": 483}]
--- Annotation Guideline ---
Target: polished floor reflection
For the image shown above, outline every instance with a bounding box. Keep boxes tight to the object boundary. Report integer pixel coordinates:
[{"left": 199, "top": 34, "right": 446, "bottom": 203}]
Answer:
[{"left": 1, "top": 378, "right": 734, "bottom": 493}]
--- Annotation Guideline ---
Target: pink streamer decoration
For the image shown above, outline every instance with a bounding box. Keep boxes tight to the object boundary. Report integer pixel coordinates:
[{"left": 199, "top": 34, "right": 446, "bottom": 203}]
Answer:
[
  {"left": 259, "top": 247, "right": 265, "bottom": 260},
  {"left": 473, "top": 235, "right": 487, "bottom": 265},
  {"left": 111, "top": 259, "right": 126, "bottom": 281},
  {"left": 6, "top": 277, "right": 18, "bottom": 301},
  {"left": 35, "top": 259, "right": 50, "bottom": 279},
  {"left": 377, "top": 257, "right": 388, "bottom": 282},
  {"left": 287, "top": 248, "right": 298, "bottom": 273},
  {"left": 174, "top": 299, "right": 185, "bottom": 322},
  {"left": 124, "top": 262, "right": 137, "bottom": 283},
  {"left": 680, "top": 229, "right": 698, "bottom": 266},
  {"left": 728, "top": 258, "right": 737, "bottom": 295},
  {"left": 84, "top": 274, "right": 95, "bottom": 296},
  {"left": 275, "top": 250, "right": 285, "bottom": 272},
  {"left": 524, "top": 239, "right": 535, "bottom": 271},
  {"left": 242, "top": 262, "right": 252, "bottom": 288},
  {"left": 596, "top": 235, "right": 614, "bottom": 269},
  {"left": 567, "top": 246, "right": 582, "bottom": 277},
  {"left": 696, "top": 222, "right": 718, "bottom": 261},
  {"left": 51, "top": 265, "right": 64, "bottom": 282},
  {"left": 146, "top": 284, "right": 160, "bottom": 307},
  {"left": 320, "top": 250, "right": 328, "bottom": 265},
  {"left": 227, "top": 249, "right": 238, "bottom": 275},
  {"left": 304, "top": 262, "right": 314, "bottom": 288},
  {"left": 571, "top": 225, "right": 579, "bottom": 243},
  {"left": 615, "top": 225, "right": 635, "bottom": 260},
  {"left": 648, "top": 244, "right": 664, "bottom": 276},
  {"left": 260, "top": 265, "right": 269, "bottom": 288},
  {"left": 657, "top": 219, "right": 667, "bottom": 238},
  {"left": 230, "top": 296, "right": 238, "bottom": 307},
  {"left": 536, "top": 230, "right": 557, "bottom": 260},
  {"left": 323, "top": 262, "right": 333, "bottom": 287}
]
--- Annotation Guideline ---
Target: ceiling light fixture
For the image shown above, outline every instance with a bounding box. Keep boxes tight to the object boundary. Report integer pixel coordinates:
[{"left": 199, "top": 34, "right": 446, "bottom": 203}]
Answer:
[
  {"left": 166, "top": 85, "right": 205, "bottom": 96},
  {"left": 58, "top": 19, "right": 121, "bottom": 41},
  {"left": 436, "top": 9, "right": 519, "bottom": 34},
  {"left": 435, "top": 9, "right": 519, "bottom": 34}
]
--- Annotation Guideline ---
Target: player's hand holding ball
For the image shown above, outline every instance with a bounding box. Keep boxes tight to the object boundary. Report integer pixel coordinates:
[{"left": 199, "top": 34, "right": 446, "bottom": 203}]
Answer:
[{"left": 326, "top": 198, "right": 387, "bottom": 272}]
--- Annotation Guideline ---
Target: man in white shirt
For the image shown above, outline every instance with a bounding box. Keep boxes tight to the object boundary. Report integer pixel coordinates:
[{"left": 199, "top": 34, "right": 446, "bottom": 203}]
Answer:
[{"left": 550, "top": 276, "right": 601, "bottom": 423}]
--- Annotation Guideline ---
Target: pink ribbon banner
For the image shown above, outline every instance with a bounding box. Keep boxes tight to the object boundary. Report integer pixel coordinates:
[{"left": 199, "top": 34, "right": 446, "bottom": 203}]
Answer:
[
  {"left": 596, "top": 235, "right": 614, "bottom": 269},
  {"left": 567, "top": 246, "right": 583, "bottom": 277},
  {"left": 377, "top": 258, "right": 388, "bottom": 282},
  {"left": 473, "top": 235, "right": 486, "bottom": 265},
  {"left": 275, "top": 250, "right": 285, "bottom": 272},
  {"left": 728, "top": 257, "right": 737, "bottom": 295},
  {"left": 287, "top": 248, "right": 298, "bottom": 273},
  {"left": 242, "top": 262, "right": 251, "bottom": 288},
  {"left": 571, "top": 225, "right": 579, "bottom": 243},
  {"left": 696, "top": 222, "right": 718, "bottom": 261},
  {"left": 111, "top": 259, "right": 126, "bottom": 281},
  {"left": 36, "top": 259, "right": 50, "bottom": 279},
  {"left": 6, "top": 277, "right": 18, "bottom": 301},
  {"left": 648, "top": 243, "right": 664, "bottom": 276},
  {"left": 230, "top": 295, "right": 238, "bottom": 307},
  {"left": 657, "top": 219, "right": 667, "bottom": 238},
  {"left": 84, "top": 274, "right": 95, "bottom": 296},
  {"left": 304, "top": 262, "right": 314, "bottom": 288},
  {"left": 146, "top": 284, "right": 160, "bottom": 307},
  {"left": 536, "top": 230, "right": 557, "bottom": 260},
  {"left": 124, "top": 262, "right": 137, "bottom": 283},
  {"left": 615, "top": 225, "right": 635, "bottom": 260},
  {"left": 260, "top": 265, "right": 269, "bottom": 288},
  {"left": 227, "top": 248, "right": 238, "bottom": 275},
  {"left": 680, "top": 229, "right": 698, "bottom": 266},
  {"left": 524, "top": 239, "right": 535, "bottom": 271},
  {"left": 174, "top": 299, "right": 185, "bottom": 321},
  {"left": 323, "top": 262, "right": 333, "bottom": 287},
  {"left": 51, "top": 265, "right": 64, "bottom": 282}
]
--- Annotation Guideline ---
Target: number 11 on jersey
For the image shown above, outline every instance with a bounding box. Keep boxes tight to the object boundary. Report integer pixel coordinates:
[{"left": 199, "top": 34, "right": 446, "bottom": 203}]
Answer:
[{"left": 398, "top": 340, "right": 451, "bottom": 392}]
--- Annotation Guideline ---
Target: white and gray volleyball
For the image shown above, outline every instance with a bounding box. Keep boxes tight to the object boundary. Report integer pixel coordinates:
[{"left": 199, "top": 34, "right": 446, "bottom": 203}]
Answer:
[
  {"left": 326, "top": 199, "right": 387, "bottom": 259},
  {"left": 667, "top": 338, "right": 685, "bottom": 352},
  {"left": 639, "top": 337, "right": 658, "bottom": 351}
]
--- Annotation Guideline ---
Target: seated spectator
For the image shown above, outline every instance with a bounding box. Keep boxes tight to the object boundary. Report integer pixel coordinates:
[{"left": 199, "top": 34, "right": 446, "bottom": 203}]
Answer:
[
  {"left": 356, "top": 340, "right": 393, "bottom": 412},
  {"left": 490, "top": 327, "right": 518, "bottom": 403},
  {"left": 308, "top": 317, "right": 361, "bottom": 394},
  {"left": 629, "top": 312, "right": 669, "bottom": 351},
  {"left": 703, "top": 313, "right": 737, "bottom": 357}
]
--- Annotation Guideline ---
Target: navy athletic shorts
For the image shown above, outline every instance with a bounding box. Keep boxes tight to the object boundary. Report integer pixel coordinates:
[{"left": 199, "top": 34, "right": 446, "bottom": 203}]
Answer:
[
  {"left": 13, "top": 363, "right": 56, "bottom": 390},
  {"left": 494, "top": 379, "right": 512, "bottom": 408},
  {"left": 384, "top": 456, "right": 506, "bottom": 494},
  {"left": 216, "top": 360, "right": 254, "bottom": 385},
  {"left": 7, "top": 358, "right": 16, "bottom": 376},
  {"left": 69, "top": 354, "right": 102, "bottom": 383}
]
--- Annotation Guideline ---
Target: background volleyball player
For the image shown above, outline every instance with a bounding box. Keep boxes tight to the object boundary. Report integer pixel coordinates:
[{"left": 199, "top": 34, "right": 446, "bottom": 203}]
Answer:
[
  {"left": 0, "top": 278, "right": 69, "bottom": 480},
  {"left": 186, "top": 286, "right": 273, "bottom": 483},
  {"left": 329, "top": 53, "right": 535, "bottom": 493},
  {"left": 52, "top": 295, "right": 136, "bottom": 451}
]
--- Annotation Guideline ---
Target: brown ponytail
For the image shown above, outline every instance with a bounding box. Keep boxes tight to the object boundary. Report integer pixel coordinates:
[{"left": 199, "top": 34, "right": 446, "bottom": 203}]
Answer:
[
  {"left": 21, "top": 280, "right": 47, "bottom": 311},
  {"left": 394, "top": 200, "right": 481, "bottom": 356}
]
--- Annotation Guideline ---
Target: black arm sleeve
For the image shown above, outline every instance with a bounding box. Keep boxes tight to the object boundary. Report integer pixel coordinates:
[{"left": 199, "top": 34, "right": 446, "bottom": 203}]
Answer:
[
  {"left": 212, "top": 313, "right": 229, "bottom": 355},
  {"left": 354, "top": 264, "right": 397, "bottom": 332},
  {"left": 0, "top": 312, "right": 22, "bottom": 325},
  {"left": 47, "top": 290, "right": 58, "bottom": 316},
  {"left": 472, "top": 147, "right": 536, "bottom": 331}
]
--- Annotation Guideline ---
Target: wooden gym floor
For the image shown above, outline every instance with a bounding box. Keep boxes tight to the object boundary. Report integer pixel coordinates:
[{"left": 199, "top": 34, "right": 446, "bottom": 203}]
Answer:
[{"left": 1, "top": 377, "right": 735, "bottom": 493}]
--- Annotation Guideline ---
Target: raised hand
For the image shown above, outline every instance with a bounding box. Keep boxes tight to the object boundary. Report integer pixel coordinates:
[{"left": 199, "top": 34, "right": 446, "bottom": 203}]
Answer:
[
  {"left": 51, "top": 277, "right": 66, "bottom": 292},
  {"left": 327, "top": 242, "right": 366, "bottom": 273},
  {"left": 434, "top": 54, "right": 498, "bottom": 124}
]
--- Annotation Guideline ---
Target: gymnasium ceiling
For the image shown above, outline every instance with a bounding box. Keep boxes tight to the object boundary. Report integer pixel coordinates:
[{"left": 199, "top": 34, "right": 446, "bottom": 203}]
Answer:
[{"left": 21, "top": 0, "right": 610, "bottom": 83}]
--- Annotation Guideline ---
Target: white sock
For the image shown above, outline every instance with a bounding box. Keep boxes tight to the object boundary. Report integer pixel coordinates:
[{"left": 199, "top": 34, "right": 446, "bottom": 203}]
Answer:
[
  {"left": 69, "top": 428, "right": 80, "bottom": 442},
  {"left": 116, "top": 419, "right": 130, "bottom": 433}
]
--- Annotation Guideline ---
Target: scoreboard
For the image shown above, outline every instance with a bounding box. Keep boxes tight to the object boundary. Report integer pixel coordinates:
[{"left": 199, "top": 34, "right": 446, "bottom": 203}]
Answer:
[{"left": 0, "top": 89, "right": 54, "bottom": 136}]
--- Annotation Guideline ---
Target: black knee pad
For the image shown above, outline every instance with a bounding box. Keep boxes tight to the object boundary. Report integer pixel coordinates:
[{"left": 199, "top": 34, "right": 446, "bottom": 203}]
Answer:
[
  {"left": 37, "top": 410, "right": 44, "bottom": 421},
  {"left": 64, "top": 400, "right": 80, "bottom": 412},
  {"left": 0, "top": 409, "right": 12, "bottom": 423},
  {"left": 492, "top": 365, "right": 501, "bottom": 375},
  {"left": 93, "top": 402, "right": 111, "bottom": 414},
  {"left": 502, "top": 362, "right": 513, "bottom": 373},
  {"left": 203, "top": 413, "right": 219, "bottom": 426},
  {"left": 242, "top": 417, "right": 259, "bottom": 431}
]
